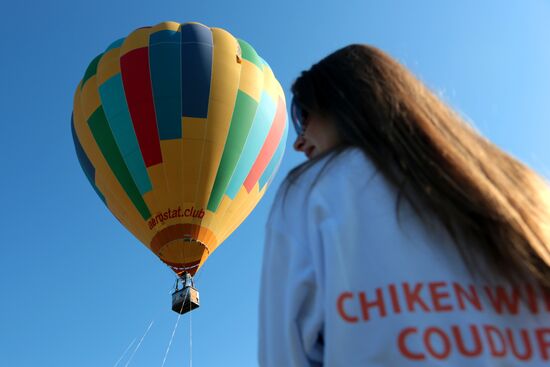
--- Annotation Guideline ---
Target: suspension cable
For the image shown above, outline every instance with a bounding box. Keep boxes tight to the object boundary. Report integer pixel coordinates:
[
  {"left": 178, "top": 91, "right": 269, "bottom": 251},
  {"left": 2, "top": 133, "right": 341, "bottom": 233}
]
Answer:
[
  {"left": 124, "top": 320, "right": 154, "bottom": 367},
  {"left": 161, "top": 304, "right": 183, "bottom": 367},
  {"left": 189, "top": 284, "right": 193, "bottom": 367},
  {"left": 113, "top": 338, "right": 136, "bottom": 367}
]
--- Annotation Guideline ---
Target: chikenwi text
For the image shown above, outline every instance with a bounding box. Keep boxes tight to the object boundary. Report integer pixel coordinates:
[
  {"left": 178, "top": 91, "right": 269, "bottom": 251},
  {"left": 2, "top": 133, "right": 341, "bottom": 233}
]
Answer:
[{"left": 337, "top": 281, "right": 550, "bottom": 362}]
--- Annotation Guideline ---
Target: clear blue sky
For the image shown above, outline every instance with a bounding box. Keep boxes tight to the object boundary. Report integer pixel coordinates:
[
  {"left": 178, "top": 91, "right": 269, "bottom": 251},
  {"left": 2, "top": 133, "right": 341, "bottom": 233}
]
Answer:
[{"left": 1, "top": 1, "right": 549, "bottom": 366}]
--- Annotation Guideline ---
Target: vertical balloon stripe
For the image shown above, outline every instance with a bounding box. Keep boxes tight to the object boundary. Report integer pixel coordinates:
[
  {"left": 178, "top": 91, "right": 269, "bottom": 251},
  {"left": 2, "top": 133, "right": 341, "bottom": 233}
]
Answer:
[
  {"left": 106, "top": 38, "right": 125, "bottom": 51},
  {"left": 260, "top": 122, "right": 287, "bottom": 189},
  {"left": 180, "top": 23, "right": 213, "bottom": 118},
  {"left": 238, "top": 39, "right": 263, "bottom": 70},
  {"left": 207, "top": 91, "right": 259, "bottom": 211},
  {"left": 74, "top": 85, "right": 153, "bottom": 245},
  {"left": 244, "top": 97, "right": 287, "bottom": 192},
  {"left": 261, "top": 67, "right": 281, "bottom": 105},
  {"left": 71, "top": 116, "right": 105, "bottom": 203},
  {"left": 225, "top": 91, "right": 276, "bottom": 198},
  {"left": 187, "top": 27, "right": 241, "bottom": 212},
  {"left": 120, "top": 47, "right": 162, "bottom": 166},
  {"left": 150, "top": 29, "right": 182, "bottom": 140},
  {"left": 71, "top": 116, "right": 94, "bottom": 184},
  {"left": 99, "top": 74, "right": 152, "bottom": 195},
  {"left": 217, "top": 183, "right": 265, "bottom": 247},
  {"left": 81, "top": 54, "right": 103, "bottom": 90},
  {"left": 87, "top": 106, "right": 151, "bottom": 220}
]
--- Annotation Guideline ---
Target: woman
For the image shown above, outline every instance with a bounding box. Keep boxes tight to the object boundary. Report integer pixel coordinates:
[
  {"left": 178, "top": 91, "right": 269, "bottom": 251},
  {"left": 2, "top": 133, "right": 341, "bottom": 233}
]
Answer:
[{"left": 258, "top": 44, "right": 550, "bottom": 366}]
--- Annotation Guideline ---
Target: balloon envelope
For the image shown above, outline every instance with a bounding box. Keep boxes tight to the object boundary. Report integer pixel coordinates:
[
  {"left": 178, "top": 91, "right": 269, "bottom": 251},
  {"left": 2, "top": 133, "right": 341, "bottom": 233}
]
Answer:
[{"left": 72, "top": 21, "right": 288, "bottom": 275}]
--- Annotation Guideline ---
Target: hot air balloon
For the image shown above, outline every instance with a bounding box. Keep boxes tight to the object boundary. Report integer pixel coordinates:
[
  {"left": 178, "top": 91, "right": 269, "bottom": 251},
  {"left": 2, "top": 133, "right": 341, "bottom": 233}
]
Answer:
[{"left": 71, "top": 21, "right": 288, "bottom": 314}]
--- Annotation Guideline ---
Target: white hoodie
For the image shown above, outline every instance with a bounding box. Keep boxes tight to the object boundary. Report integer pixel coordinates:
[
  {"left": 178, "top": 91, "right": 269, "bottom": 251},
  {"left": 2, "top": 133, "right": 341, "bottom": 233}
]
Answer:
[{"left": 259, "top": 148, "right": 550, "bottom": 366}]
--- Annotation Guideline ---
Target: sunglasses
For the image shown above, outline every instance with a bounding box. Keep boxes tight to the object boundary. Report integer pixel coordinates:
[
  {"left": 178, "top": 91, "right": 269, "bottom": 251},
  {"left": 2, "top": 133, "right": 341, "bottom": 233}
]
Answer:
[{"left": 290, "top": 97, "right": 308, "bottom": 136}]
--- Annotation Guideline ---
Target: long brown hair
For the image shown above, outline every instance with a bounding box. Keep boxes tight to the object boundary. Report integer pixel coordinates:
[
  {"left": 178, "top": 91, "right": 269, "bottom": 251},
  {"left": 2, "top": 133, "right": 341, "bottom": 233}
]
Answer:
[{"left": 288, "top": 44, "right": 550, "bottom": 291}]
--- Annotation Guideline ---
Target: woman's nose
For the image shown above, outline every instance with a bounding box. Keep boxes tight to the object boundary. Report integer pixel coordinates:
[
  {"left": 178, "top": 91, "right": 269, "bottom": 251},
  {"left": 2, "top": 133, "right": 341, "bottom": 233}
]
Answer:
[{"left": 293, "top": 135, "right": 306, "bottom": 152}]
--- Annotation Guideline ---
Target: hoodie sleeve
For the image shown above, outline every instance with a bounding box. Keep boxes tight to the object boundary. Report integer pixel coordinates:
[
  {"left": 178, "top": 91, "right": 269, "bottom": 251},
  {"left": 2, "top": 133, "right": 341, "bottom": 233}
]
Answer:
[{"left": 258, "top": 188, "right": 326, "bottom": 367}]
